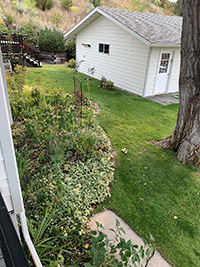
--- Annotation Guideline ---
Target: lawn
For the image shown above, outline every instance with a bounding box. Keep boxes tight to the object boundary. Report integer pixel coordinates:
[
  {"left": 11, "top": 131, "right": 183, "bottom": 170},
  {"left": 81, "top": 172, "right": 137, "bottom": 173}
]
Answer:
[{"left": 27, "top": 65, "right": 200, "bottom": 267}]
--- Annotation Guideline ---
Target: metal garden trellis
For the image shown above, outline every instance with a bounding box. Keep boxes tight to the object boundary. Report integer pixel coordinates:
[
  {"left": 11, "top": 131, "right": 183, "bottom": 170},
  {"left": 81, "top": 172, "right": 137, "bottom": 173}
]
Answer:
[{"left": 74, "top": 75, "right": 83, "bottom": 125}]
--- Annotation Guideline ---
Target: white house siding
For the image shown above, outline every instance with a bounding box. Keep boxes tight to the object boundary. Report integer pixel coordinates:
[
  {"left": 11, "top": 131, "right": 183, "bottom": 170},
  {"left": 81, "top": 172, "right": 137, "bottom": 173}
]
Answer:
[
  {"left": 145, "top": 47, "right": 180, "bottom": 96},
  {"left": 0, "top": 142, "right": 13, "bottom": 211},
  {"left": 76, "top": 15, "right": 149, "bottom": 96},
  {"left": 144, "top": 47, "right": 160, "bottom": 96},
  {"left": 167, "top": 47, "right": 180, "bottom": 93}
]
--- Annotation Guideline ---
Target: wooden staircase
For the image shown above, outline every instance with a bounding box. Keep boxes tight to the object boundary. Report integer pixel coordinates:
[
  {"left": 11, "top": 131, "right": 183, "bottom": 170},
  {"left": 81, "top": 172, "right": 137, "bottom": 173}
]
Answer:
[{"left": 0, "top": 33, "right": 42, "bottom": 68}]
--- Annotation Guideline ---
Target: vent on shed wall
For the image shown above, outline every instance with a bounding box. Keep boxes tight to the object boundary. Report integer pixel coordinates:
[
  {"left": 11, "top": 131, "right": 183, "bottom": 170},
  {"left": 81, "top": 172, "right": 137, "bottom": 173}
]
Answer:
[{"left": 0, "top": 141, "right": 13, "bottom": 212}]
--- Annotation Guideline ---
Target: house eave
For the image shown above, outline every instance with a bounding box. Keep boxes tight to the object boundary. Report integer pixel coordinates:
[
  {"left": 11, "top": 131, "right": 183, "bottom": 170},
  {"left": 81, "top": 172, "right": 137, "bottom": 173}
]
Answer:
[
  {"left": 64, "top": 7, "right": 150, "bottom": 47},
  {"left": 151, "top": 43, "right": 181, "bottom": 48}
]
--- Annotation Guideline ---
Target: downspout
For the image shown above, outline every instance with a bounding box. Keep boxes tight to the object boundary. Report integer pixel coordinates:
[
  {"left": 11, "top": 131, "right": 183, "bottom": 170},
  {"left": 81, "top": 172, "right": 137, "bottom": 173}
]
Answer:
[
  {"left": 19, "top": 211, "right": 43, "bottom": 267},
  {"left": 142, "top": 46, "right": 152, "bottom": 97}
]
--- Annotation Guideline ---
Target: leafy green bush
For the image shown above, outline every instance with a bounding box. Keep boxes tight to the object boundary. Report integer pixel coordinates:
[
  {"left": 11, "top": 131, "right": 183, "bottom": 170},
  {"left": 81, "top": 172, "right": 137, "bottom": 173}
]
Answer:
[
  {"left": 38, "top": 28, "right": 65, "bottom": 53},
  {"left": 8, "top": 69, "right": 115, "bottom": 265},
  {"left": 67, "top": 58, "right": 76, "bottom": 68},
  {"left": 35, "top": 0, "right": 53, "bottom": 11},
  {"left": 0, "top": 18, "right": 8, "bottom": 33},
  {"left": 85, "top": 220, "right": 154, "bottom": 266},
  {"left": 60, "top": 0, "right": 72, "bottom": 10},
  {"left": 52, "top": 13, "right": 63, "bottom": 27},
  {"left": 66, "top": 39, "right": 76, "bottom": 58},
  {"left": 90, "top": 0, "right": 101, "bottom": 7},
  {"left": 17, "top": 22, "right": 38, "bottom": 46},
  {"left": 5, "top": 14, "right": 15, "bottom": 24}
]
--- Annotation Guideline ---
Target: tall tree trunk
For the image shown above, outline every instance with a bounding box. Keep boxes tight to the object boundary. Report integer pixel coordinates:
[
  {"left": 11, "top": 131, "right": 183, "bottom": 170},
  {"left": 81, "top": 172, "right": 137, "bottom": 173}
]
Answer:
[{"left": 156, "top": 0, "right": 200, "bottom": 167}]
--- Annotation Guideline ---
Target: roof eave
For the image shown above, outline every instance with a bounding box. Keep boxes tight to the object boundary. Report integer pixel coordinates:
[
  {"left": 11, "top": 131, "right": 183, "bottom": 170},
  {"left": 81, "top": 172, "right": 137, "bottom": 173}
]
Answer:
[
  {"left": 151, "top": 43, "right": 181, "bottom": 48},
  {"left": 64, "top": 7, "right": 151, "bottom": 47}
]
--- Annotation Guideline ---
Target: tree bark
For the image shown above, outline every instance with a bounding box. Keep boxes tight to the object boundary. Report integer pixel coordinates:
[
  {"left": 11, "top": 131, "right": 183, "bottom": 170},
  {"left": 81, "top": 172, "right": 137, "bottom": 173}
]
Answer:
[{"left": 156, "top": 0, "right": 200, "bottom": 168}]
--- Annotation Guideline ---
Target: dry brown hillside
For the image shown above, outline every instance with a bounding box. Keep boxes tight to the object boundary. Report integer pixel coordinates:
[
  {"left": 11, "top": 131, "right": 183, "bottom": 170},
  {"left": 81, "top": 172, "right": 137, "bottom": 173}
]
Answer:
[{"left": 0, "top": 0, "right": 172, "bottom": 35}]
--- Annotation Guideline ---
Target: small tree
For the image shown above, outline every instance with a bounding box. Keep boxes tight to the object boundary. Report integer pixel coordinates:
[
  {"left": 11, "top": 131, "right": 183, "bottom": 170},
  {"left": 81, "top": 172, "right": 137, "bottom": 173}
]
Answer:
[
  {"left": 156, "top": 0, "right": 200, "bottom": 168},
  {"left": 65, "top": 39, "right": 76, "bottom": 59},
  {"left": 38, "top": 28, "right": 65, "bottom": 53},
  {"left": 35, "top": 0, "right": 53, "bottom": 11},
  {"left": 173, "top": 0, "right": 183, "bottom": 16}
]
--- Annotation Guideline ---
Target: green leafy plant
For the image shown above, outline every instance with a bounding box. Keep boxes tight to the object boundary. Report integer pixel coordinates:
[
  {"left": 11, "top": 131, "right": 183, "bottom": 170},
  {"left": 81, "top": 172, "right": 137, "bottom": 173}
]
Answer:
[
  {"left": 60, "top": 0, "right": 72, "bottom": 10},
  {"left": 26, "top": 209, "right": 69, "bottom": 266},
  {"left": 90, "top": 0, "right": 101, "bottom": 7},
  {"left": 35, "top": 0, "right": 53, "bottom": 11},
  {"left": 67, "top": 58, "right": 76, "bottom": 68},
  {"left": 17, "top": 21, "right": 38, "bottom": 46},
  {"left": 85, "top": 220, "right": 154, "bottom": 267},
  {"left": 0, "top": 18, "right": 8, "bottom": 33},
  {"left": 103, "top": 80, "right": 114, "bottom": 89},
  {"left": 66, "top": 39, "right": 76, "bottom": 59},
  {"left": 100, "top": 76, "right": 106, "bottom": 87},
  {"left": 38, "top": 28, "right": 65, "bottom": 53},
  {"left": 53, "top": 13, "right": 63, "bottom": 27},
  {"left": 16, "top": 145, "right": 32, "bottom": 184},
  {"left": 5, "top": 13, "right": 15, "bottom": 25}
]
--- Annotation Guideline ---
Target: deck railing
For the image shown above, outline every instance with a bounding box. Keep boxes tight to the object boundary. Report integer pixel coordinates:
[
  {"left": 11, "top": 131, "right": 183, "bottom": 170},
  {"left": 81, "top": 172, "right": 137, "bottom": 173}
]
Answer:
[
  {"left": 23, "top": 40, "right": 40, "bottom": 65},
  {"left": 0, "top": 33, "right": 41, "bottom": 66}
]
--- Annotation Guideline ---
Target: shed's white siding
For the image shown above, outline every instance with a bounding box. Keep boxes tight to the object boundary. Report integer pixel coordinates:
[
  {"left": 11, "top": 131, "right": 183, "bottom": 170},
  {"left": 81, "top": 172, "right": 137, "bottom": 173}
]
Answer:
[
  {"left": 145, "top": 47, "right": 180, "bottom": 96},
  {"left": 76, "top": 15, "right": 149, "bottom": 96},
  {"left": 167, "top": 47, "right": 181, "bottom": 93},
  {"left": 0, "top": 50, "right": 23, "bottom": 214},
  {"left": 144, "top": 47, "right": 160, "bottom": 96}
]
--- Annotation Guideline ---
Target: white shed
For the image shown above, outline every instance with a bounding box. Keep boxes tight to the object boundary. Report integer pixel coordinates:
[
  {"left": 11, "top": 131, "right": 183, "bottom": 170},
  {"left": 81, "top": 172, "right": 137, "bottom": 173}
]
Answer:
[{"left": 64, "top": 7, "right": 182, "bottom": 97}]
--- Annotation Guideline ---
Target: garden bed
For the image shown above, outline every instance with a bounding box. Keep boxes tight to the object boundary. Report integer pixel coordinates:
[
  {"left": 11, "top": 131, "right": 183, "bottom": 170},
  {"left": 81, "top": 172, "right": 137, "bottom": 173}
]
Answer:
[{"left": 7, "top": 66, "right": 115, "bottom": 266}]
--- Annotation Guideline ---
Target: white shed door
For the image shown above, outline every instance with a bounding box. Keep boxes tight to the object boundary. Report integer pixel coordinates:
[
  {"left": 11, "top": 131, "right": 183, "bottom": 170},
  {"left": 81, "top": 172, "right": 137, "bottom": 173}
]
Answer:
[{"left": 154, "top": 52, "right": 171, "bottom": 94}]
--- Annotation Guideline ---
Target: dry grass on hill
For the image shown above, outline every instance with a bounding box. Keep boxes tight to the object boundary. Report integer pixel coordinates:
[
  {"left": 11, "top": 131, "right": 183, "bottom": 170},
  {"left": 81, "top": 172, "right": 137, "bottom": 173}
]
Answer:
[{"left": 0, "top": 0, "right": 172, "bottom": 35}]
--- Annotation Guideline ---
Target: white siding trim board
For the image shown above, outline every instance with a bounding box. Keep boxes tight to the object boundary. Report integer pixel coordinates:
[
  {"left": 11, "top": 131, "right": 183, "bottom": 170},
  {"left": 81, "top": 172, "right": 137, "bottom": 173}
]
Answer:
[
  {"left": 0, "top": 56, "right": 23, "bottom": 214},
  {"left": 143, "top": 47, "right": 152, "bottom": 97}
]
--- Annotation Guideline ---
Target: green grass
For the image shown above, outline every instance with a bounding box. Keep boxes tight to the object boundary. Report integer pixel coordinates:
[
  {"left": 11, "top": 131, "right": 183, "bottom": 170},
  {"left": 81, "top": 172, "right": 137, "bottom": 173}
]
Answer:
[{"left": 27, "top": 65, "right": 200, "bottom": 267}]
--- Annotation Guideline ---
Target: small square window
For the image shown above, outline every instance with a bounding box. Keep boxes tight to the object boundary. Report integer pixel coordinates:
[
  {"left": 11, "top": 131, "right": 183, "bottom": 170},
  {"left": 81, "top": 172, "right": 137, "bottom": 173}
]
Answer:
[{"left": 99, "top": 43, "right": 110, "bottom": 54}]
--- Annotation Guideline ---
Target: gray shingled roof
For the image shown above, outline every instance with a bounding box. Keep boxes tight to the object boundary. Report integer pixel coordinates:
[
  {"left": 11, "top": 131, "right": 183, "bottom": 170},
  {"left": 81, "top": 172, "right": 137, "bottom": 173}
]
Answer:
[{"left": 98, "top": 7, "right": 182, "bottom": 46}]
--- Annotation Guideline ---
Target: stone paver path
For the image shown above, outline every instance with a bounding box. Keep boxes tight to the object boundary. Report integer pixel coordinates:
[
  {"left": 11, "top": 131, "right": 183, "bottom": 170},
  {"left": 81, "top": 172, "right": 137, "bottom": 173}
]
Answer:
[{"left": 146, "top": 93, "right": 179, "bottom": 105}]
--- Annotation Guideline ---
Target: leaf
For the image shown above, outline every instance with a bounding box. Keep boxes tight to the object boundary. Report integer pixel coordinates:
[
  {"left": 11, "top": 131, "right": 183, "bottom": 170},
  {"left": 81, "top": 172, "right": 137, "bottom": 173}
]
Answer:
[
  {"left": 111, "top": 258, "right": 119, "bottom": 266},
  {"left": 84, "top": 263, "right": 93, "bottom": 267},
  {"left": 119, "top": 227, "right": 126, "bottom": 235},
  {"left": 90, "top": 230, "right": 97, "bottom": 236},
  {"left": 109, "top": 228, "right": 116, "bottom": 233},
  {"left": 142, "top": 238, "right": 147, "bottom": 246},
  {"left": 116, "top": 218, "right": 120, "bottom": 227}
]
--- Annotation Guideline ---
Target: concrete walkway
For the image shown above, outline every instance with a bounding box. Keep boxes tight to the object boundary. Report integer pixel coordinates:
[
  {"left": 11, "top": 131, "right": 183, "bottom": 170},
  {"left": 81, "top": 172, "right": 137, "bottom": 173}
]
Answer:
[
  {"left": 89, "top": 210, "right": 172, "bottom": 267},
  {"left": 146, "top": 93, "right": 179, "bottom": 105}
]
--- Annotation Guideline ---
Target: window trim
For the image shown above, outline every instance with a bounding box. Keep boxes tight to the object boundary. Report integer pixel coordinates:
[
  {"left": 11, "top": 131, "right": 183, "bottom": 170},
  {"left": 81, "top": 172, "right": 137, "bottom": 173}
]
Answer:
[{"left": 99, "top": 43, "right": 110, "bottom": 54}]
